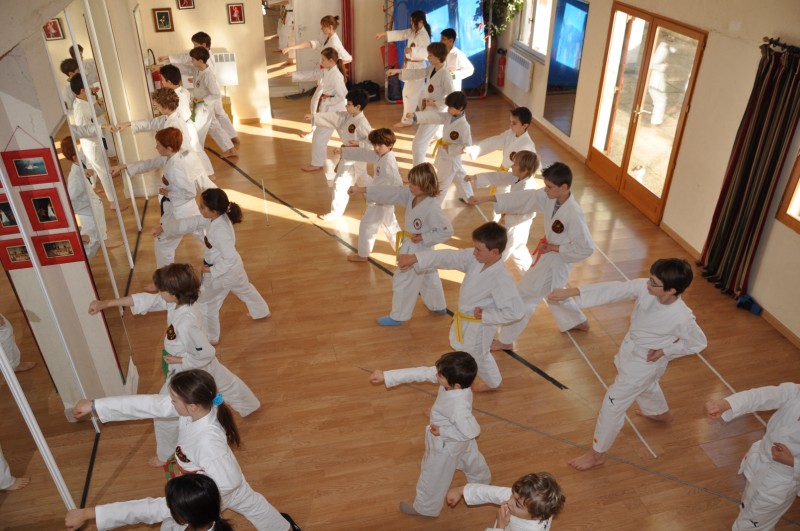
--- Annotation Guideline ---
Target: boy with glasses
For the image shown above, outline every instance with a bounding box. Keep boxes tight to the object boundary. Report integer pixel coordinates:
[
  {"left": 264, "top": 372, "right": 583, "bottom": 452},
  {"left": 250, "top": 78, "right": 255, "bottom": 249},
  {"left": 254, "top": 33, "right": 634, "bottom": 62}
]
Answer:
[{"left": 548, "top": 258, "right": 707, "bottom": 471}]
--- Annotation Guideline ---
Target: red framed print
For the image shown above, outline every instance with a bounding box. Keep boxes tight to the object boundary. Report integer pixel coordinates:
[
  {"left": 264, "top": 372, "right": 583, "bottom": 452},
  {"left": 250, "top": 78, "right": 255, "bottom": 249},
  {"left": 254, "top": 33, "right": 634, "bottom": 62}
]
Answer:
[
  {"left": 0, "top": 194, "right": 19, "bottom": 236},
  {"left": 32, "top": 233, "right": 85, "bottom": 266},
  {"left": 227, "top": 3, "right": 245, "bottom": 24},
  {"left": 177, "top": 0, "right": 195, "bottom": 9},
  {"left": 0, "top": 238, "right": 31, "bottom": 271},
  {"left": 19, "top": 188, "right": 69, "bottom": 231},
  {"left": 153, "top": 8, "right": 174, "bottom": 32},
  {"left": 43, "top": 18, "right": 65, "bottom": 41},
  {"left": 1, "top": 148, "right": 59, "bottom": 186}
]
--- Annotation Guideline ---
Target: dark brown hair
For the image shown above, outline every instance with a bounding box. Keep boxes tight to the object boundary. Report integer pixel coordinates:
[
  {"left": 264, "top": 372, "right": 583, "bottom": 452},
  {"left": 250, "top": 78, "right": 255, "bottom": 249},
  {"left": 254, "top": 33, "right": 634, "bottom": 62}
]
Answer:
[
  {"left": 512, "top": 472, "right": 565, "bottom": 520},
  {"left": 153, "top": 87, "right": 180, "bottom": 111},
  {"left": 201, "top": 188, "right": 242, "bottom": 224},
  {"left": 368, "top": 128, "right": 396, "bottom": 148},
  {"left": 169, "top": 370, "right": 240, "bottom": 447},
  {"left": 60, "top": 136, "right": 77, "bottom": 162},
  {"left": 189, "top": 46, "right": 210, "bottom": 64},
  {"left": 321, "top": 47, "right": 347, "bottom": 81},
  {"left": 320, "top": 15, "right": 340, "bottom": 30},
  {"left": 472, "top": 221, "right": 507, "bottom": 253},
  {"left": 427, "top": 42, "right": 448, "bottom": 63},
  {"left": 152, "top": 263, "right": 200, "bottom": 305}
]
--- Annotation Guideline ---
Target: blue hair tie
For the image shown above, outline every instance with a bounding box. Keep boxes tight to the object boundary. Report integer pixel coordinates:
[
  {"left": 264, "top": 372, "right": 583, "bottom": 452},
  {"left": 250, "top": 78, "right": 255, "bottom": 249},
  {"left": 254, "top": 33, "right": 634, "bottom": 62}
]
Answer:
[{"left": 212, "top": 393, "right": 224, "bottom": 407}]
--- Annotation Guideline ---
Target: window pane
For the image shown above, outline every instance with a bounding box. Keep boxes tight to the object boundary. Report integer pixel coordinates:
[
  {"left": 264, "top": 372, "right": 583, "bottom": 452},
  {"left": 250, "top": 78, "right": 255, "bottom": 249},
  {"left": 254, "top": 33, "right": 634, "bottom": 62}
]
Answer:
[
  {"left": 531, "top": 0, "right": 554, "bottom": 54},
  {"left": 518, "top": 1, "right": 535, "bottom": 47}
]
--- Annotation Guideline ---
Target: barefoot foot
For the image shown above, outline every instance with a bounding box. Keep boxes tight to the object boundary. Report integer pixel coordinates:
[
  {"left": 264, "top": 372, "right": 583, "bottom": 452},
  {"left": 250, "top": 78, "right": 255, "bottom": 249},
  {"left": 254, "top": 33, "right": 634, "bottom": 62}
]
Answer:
[
  {"left": 490, "top": 339, "right": 514, "bottom": 351},
  {"left": 13, "top": 362, "right": 36, "bottom": 373},
  {"left": 636, "top": 410, "right": 674, "bottom": 423},
  {"left": 347, "top": 253, "right": 368, "bottom": 263},
  {"left": 3, "top": 477, "right": 30, "bottom": 491},
  {"left": 392, "top": 122, "right": 412, "bottom": 129},
  {"left": 301, "top": 165, "right": 323, "bottom": 172},
  {"left": 569, "top": 320, "right": 590, "bottom": 332},
  {"left": 104, "top": 240, "right": 123, "bottom": 249},
  {"left": 220, "top": 147, "right": 239, "bottom": 159},
  {"left": 568, "top": 450, "right": 606, "bottom": 471},
  {"left": 231, "top": 137, "right": 241, "bottom": 147},
  {"left": 210, "top": 339, "right": 220, "bottom": 346},
  {"left": 317, "top": 212, "right": 339, "bottom": 221},
  {"left": 147, "top": 456, "right": 166, "bottom": 468},
  {"left": 472, "top": 382, "right": 502, "bottom": 393},
  {"left": 109, "top": 203, "right": 129, "bottom": 212}
]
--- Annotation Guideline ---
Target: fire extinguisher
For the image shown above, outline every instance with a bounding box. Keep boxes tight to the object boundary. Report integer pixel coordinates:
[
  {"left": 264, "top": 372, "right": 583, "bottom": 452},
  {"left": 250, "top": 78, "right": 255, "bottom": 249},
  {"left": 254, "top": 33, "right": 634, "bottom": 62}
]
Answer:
[
  {"left": 497, "top": 48, "right": 507, "bottom": 88},
  {"left": 148, "top": 49, "right": 162, "bottom": 91}
]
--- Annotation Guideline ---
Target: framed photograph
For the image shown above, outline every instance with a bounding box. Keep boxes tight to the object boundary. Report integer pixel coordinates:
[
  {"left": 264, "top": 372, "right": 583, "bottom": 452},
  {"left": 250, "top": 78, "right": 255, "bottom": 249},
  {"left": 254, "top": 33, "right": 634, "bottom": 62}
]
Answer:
[
  {"left": 43, "top": 19, "right": 65, "bottom": 41},
  {"left": 1, "top": 148, "right": 59, "bottom": 186},
  {"left": 32, "top": 233, "right": 85, "bottom": 266},
  {"left": 177, "top": 0, "right": 195, "bottom": 9},
  {"left": 153, "top": 8, "right": 174, "bottom": 32},
  {"left": 0, "top": 239, "right": 31, "bottom": 271},
  {"left": 19, "top": 188, "right": 69, "bottom": 232},
  {"left": 0, "top": 194, "right": 19, "bottom": 236},
  {"left": 227, "top": 3, "right": 245, "bottom": 24}
]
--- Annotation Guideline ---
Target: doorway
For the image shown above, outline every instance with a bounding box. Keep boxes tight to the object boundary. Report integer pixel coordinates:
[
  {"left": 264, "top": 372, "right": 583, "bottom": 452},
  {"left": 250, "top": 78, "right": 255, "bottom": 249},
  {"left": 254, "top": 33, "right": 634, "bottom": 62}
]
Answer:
[{"left": 587, "top": 3, "right": 705, "bottom": 223}]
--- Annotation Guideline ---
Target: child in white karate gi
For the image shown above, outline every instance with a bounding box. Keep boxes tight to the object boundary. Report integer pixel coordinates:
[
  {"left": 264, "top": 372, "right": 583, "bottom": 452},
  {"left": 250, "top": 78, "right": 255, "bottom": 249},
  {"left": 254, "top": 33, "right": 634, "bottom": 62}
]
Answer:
[
  {"left": 271, "top": 1, "right": 296, "bottom": 66},
  {"left": 468, "top": 163, "right": 594, "bottom": 348},
  {"left": 447, "top": 472, "right": 565, "bottom": 531},
  {"left": 398, "top": 222, "right": 525, "bottom": 391},
  {"left": 88, "top": 264, "right": 260, "bottom": 466},
  {"left": 549, "top": 258, "right": 708, "bottom": 471},
  {"left": 409, "top": 91, "right": 473, "bottom": 205},
  {"left": 387, "top": 42, "right": 454, "bottom": 166},
  {"left": 340, "top": 128, "right": 402, "bottom": 262},
  {"left": 71, "top": 370, "right": 289, "bottom": 531},
  {"left": 313, "top": 89, "right": 372, "bottom": 217},
  {"left": 189, "top": 46, "right": 238, "bottom": 159},
  {"left": 376, "top": 10, "right": 432, "bottom": 126},
  {"left": 465, "top": 150, "right": 542, "bottom": 272},
  {"left": 0, "top": 312, "right": 32, "bottom": 491},
  {"left": 706, "top": 383, "right": 800, "bottom": 530},
  {"left": 370, "top": 351, "right": 491, "bottom": 517},
  {"left": 350, "top": 163, "right": 452, "bottom": 326},
  {"left": 160, "top": 188, "right": 270, "bottom": 345},
  {"left": 290, "top": 47, "right": 348, "bottom": 171},
  {"left": 281, "top": 14, "right": 352, "bottom": 65},
  {"left": 441, "top": 28, "right": 475, "bottom": 92}
]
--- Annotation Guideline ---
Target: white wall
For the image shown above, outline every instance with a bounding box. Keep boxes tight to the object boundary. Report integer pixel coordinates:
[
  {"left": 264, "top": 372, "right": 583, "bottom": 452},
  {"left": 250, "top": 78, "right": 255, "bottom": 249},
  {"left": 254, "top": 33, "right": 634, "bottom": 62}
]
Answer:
[{"left": 352, "top": 0, "right": 389, "bottom": 84}]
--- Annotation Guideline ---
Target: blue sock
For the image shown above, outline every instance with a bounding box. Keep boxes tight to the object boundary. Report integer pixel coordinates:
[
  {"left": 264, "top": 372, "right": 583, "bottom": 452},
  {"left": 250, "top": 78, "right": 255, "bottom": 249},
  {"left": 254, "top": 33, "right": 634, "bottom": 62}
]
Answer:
[{"left": 376, "top": 316, "right": 403, "bottom": 326}]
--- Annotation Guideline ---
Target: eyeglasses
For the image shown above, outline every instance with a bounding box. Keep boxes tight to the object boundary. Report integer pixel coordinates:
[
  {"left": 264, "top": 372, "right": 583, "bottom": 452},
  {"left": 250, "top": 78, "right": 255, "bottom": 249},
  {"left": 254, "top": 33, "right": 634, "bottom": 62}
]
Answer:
[{"left": 648, "top": 278, "right": 664, "bottom": 288}]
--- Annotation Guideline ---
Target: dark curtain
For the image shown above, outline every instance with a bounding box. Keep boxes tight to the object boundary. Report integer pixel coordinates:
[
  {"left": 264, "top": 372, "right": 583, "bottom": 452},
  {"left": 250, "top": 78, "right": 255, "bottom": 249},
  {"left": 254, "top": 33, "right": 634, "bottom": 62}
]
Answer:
[{"left": 700, "top": 41, "right": 800, "bottom": 296}]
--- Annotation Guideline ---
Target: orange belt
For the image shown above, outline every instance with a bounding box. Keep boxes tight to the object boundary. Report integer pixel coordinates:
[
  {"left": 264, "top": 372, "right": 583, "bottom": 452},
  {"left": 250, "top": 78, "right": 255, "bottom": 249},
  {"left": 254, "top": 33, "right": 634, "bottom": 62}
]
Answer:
[{"left": 530, "top": 236, "right": 548, "bottom": 269}]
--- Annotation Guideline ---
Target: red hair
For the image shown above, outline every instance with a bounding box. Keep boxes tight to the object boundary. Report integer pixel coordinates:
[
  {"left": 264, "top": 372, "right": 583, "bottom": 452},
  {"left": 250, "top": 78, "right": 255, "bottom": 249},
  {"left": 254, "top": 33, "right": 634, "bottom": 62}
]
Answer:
[{"left": 156, "top": 127, "right": 183, "bottom": 152}]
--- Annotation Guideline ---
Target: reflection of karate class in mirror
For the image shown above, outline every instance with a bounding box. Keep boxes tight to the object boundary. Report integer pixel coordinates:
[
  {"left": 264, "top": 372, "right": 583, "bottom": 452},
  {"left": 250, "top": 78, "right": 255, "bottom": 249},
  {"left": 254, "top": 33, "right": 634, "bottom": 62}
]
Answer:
[{"left": 0, "top": 1, "right": 797, "bottom": 530}]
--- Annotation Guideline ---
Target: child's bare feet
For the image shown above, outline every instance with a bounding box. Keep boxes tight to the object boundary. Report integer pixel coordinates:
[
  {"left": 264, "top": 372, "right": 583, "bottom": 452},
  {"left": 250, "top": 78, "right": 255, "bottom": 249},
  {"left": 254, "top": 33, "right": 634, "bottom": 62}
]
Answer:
[
  {"left": 471, "top": 382, "right": 502, "bottom": 393},
  {"left": 636, "top": 409, "right": 674, "bottom": 423},
  {"left": 220, "top": 147, "right": 239, "bottom": 159},
  {"left": 490, "top": 340, "right": 513, "bottom": 351},
  {"left": 231, "top": 137, "right": 241, "bottom": 147},
  {"left": 569, "top": 320, "right": 590, "bottom": 332},
  {"left": 317, "top": 212, "right": 339, "bottom": 221},
  {"left": 13, "top": 361, "right": 36, "bottom": 373},
  {"left": 568, "top": 450, "right": 606, "bottom": 471},
  {"left": 147, "top": 456, "right": 165, "bottom": 468},
  {"left": 347, "top": 253, "right": 368, "bottom": 263},
  {"left": 393, "top": 121, "right": 412, "bottom": 129},
  {"left": 208, "top": 174, "right": 217, "bottom": 181},
  {"left": 3, "top": 477, "right": 30, "bottom": 491},
  {"left": 109, "top": 202, "right": 129, "bottom": 212},
  {"left": 104, "top": 240, "right": 123, "bottom": 249},
  {"left": 299, "top": 131, "right": 313, "bottom": 140},
  {"left": 210, "top": 339, "right": 220, "bottom": 346},
  {"left": 301, "top": 165, "right": 323, "bottom": 172}
]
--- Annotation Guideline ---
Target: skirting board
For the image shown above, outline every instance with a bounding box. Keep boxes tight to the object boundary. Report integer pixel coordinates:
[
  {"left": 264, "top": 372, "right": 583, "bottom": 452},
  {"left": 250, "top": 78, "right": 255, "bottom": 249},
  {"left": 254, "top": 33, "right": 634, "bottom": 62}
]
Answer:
[
  {"left": 660, "top": 221, "right": 701, "bottom": 260},
  {"left": 762, "top": 309, "right": 800, "bottom": 350}
]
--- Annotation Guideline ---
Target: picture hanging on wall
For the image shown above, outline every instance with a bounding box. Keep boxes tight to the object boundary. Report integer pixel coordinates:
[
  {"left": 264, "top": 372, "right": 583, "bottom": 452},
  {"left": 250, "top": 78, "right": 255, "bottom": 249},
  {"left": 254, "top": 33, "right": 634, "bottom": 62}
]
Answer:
[
  {"left": 177, "top": 0, "right": 195, "bottom": 9},
  {"left": 0, "top": 238, "right": 31, "bottom": 271},
  {"left": 0, "top": 194, "right": 19, "bottom": 236},
  {"left": 32, "top": 233, "right": 84, "bottom": 266},
  {"left": 43, "top": 19, "right": 65, "bottom": 41},
  {"left": 1, "top": 148, "right": 59, "bottom": 186},
  {"left": 153, "top": 8, "right": 174, "bottom": 32},
  {"left": 227, "top": 3, "right": 245, "bottom": 24},
  {"left": 19, "top": 188, "right": 69, "bottom": 232}
]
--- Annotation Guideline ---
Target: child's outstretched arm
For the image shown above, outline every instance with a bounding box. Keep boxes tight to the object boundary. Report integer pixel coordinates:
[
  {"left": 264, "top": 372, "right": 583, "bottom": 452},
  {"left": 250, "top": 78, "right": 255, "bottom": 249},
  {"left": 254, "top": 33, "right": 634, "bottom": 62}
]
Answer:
[
  {"left": 88, "top": 296, "right": 134, "bottom": 314},
  {"left": 548, "top": 287, "right": 580, "bottom": 302},
  {"left": 445, "top": 486, "right": 464, "bottom": 507},
  {"left": 705, "top": 398, "right": 731, "bottom": 419},
  {"left": 466, "top": 194, "right": 496, "bottom": 206},
  {"left": 369, "top": 370, "right": 384, "bottom": 384}
]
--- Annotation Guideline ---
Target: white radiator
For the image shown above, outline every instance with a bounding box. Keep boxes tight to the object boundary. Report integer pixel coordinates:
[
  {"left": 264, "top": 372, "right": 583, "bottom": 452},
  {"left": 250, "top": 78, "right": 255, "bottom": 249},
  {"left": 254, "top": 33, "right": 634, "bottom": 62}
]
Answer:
[
  {"left": 506, "top": 48, "right": 533, "bottom": 92},
  {"left": 214, "top": 52, "right": 239, "bottom": 87}
]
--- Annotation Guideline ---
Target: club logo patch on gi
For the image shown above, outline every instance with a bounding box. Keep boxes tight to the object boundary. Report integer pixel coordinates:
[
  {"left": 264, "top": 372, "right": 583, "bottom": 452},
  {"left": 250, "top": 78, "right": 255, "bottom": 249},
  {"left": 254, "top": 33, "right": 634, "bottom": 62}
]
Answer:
[
  {"left": 552, "top": 220, "right": 565, "bottom": 234},
  {"left": 413, "top": 218, "right": 423, "bottom": 230},
  {"left": 348, "top": 124, "right": 356, "bottom": 134},
  {"left": 161, "top": 175, "right": 170, "bottom": 185},
  {"left": 449, "top": 131, "right": 459, "bottom": 141},
  {"left": 510, "top": 151, "right": 517, "bottom": 161},
  {"left": 204, "top": 236, "right": 213, "bottom": 249},
  {"left": 175, "top": 446, "right": 191, "bottom": 463},
  {"left": 166, "top": 324, "right": 176, "bottom": 341},
  {"left": 427, "top": 84, "right": 434, "bottom": 93}
]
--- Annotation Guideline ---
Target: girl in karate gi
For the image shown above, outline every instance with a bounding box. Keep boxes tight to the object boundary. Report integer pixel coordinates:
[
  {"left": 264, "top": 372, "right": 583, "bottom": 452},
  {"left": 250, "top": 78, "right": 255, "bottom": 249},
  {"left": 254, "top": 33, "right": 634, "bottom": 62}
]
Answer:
[
  {"left": 706, "top": 383, "right": 800, "bottom": 530},
  {"left": 290, "top": 48, "right": 348, "bottom": 171},
  {"left": 409, "top": 91, "right": 473, "bottom": 205},
  {"left": 349, "top": 163, "right": 452, "bottom": 326},
  {"left": 70, "top": 370, "right": 289, "bottom": 531},
  {"left": 88, "top": 263, "right": 260, "bottom": 466},
  {"left": 111, "top": 128, "right": 201, "bottom": 269},
  {"left": 446, "top": 472, "right": 566, "bottom": 530},
  {"left": 281, "top": 15, "right": 352, "bottom": 65},
  {"left": 160, "top": 188, "right": 270, "bottom": 345},
  {"left": 376, "top": 10, "right": 432, "bottom": 127},
  {"left": 338, "top": 127, "right": 402, "bottom": 262},
  {"left": 386, "top": 42, "right": 454, "bottom": 166},
  {"left": 465, "top": 150, "right": 542, "bottom": 272},
  {"left": 190, "top": 46, "right": 238, "bottom": 159}
]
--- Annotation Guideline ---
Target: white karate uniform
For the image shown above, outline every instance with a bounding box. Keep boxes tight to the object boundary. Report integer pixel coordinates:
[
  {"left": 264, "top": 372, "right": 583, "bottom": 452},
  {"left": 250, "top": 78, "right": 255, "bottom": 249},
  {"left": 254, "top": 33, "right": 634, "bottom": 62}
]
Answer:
[
  {"left": 164, "top": 215, "right": 270, "bottom": 343},
  {"left": 415, "top": 110, "right": 473, "bottom": 203},
  {"left": 445, "top": 46, "right": 475, "bottom": 91},
  {"left": 67, "top": 162, "right": 106, "bottom": 259},
  {"left": 467, "top": 129, "right": 539, "bottom": 176},
  {"left": 72, "top": 98, "right": 114, "bottom": 203},
  {"left": 126, "top": 152, "right": 201, "bottom": 267},
  {"left": 193, "top": 67, "right": 235, "bottom": 152},
  {"left": 0, "top": 444, "right": 16, "bottom": 491},
  {"left": 130, "top": 293, "right": 260, "bottom": 461},
  {"left": 93, "top": 395, "right": 288, "bottom": 531},
  {"left": 292, "top": 66, "right": 348, "bottom": 166},
  {"left": 309, "top": 31, "right": 352, "bottom": 63},
  {"left": 384, "top": 366, "right": 490, "bottom": 516},
  {"left": 386, "top": 27, "right": 430, "bottom": 118},
  {"left": 575, "top": 279, "right": 707, "bottom": 452},
  {"left": 171, "top": 85, "right": 215, "bottom": 176},
  {"left": 720, "top": 382, "right": 800, "bottom": 530},
  {"left": 314, "top": 110, "right": 370, "bottom": 202},
  {"left": 401, "top": 66, "right": 453, "bottom": 166},
  {"left": 414, "top": 250, "right": 525, "bottom": 389},
  {"left": 495, "top": 190, "right": 594, "bottom": 342},
  {"left": 473, "top": 172, "right": 541, "bottom": 272},
  {"left": 274, "top": 1, "right": 296, "bottom": 60},
  {"left": 130, "top": 112, "right": 216, "bottom": 192},
  {"left": 365, "top": 187, "right": 452, "bottom": 321},
  {"left": 0, "top": 314, "right": 21, "bottom": 370},
  {"left": 62, "top": 81, "right": 77, "bottom": 112},
  {"left": 342, "top": 147, "right": 402, "bottom": 257},
  {"left": 463, "top": 484, "right": 553, "bottom": 531}
]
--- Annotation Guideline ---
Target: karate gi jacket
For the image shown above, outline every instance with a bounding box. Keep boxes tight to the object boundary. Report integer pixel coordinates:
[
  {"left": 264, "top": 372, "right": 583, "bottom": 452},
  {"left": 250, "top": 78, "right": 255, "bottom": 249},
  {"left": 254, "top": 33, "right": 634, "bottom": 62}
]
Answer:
[{"left": 366, "top": 187, "right": 452, "bottom": 252}]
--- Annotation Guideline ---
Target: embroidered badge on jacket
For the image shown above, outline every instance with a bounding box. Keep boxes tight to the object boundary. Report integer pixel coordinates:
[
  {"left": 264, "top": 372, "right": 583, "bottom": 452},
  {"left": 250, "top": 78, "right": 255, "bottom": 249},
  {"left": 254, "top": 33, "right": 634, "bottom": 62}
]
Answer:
[
  {"left": 413, "top": 218, "right": 422, "bottom": 230},
  {"left": 204, "top": 236, "right": 213, "bottom": 249},
  {"left": 427, "top": 84, "right": 434, "bottom": 93},
  {"left": 175, "top": 445, "right": 191, "bottom": 463},
  {"left": 166, "top": 324, "right": 177, "bottom": 340},
  {"left": 449, "top": 131, "right": 459, "bottom": 141},
  {"left": 161, "top": 175, "right": 170, "bottom": 185},
  {"left": 348, "top": 124, "right": 356, "bottom": 134},
  {"left": 552, "top": 220, "right": 565, "bottom": 234}
]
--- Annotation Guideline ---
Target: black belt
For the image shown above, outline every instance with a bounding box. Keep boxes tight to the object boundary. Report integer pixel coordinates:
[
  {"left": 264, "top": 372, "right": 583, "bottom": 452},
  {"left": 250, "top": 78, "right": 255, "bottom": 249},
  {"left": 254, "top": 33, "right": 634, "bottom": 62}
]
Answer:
[{"left": 203, "top": 260, "right": 213, "bottom": 267}]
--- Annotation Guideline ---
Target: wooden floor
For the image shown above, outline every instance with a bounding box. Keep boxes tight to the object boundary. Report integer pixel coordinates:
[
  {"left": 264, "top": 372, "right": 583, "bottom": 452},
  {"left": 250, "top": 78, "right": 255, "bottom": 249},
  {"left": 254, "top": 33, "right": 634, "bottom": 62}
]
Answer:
[{"left": 1, "top": 94, "right": 799, "bottom": 530}]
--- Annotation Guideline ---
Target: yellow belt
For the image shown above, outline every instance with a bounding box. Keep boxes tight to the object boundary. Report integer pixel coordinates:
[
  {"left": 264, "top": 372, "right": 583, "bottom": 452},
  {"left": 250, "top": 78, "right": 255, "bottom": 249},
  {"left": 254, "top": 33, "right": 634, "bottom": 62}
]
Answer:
[
  {"left": 395, "top": 230, "right": 415, "bottom": 256},
  {"left": 454, "top": 311, "right": 481, "bottom": 343},
  {"left": 432, "top": 138, "right": 450, "bottom": 158},
  {"left": 490, "top": 165, "right": 509, "bottom": 195}
]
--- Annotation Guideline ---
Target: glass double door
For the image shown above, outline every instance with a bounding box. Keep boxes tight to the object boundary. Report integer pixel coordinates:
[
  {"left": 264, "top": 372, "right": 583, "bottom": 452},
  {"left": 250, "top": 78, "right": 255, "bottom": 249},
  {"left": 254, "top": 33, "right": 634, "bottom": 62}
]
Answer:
[{"left": 588, "top": 4, "right": 705, "bottom": 223}]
